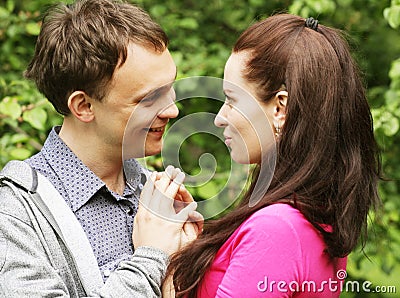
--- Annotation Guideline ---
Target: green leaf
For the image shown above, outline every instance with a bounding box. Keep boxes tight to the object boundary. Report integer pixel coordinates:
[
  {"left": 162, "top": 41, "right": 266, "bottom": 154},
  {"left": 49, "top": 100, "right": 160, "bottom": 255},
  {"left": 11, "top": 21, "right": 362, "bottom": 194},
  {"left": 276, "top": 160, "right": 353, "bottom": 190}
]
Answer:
[
  {"left": 0, "top": 97, "right": 22, "bottom": 119},
  {"left": 380, "top": 111, "right": 400, "bottom": 136},
  {"left": 25, "top": 22, "right": 41, "bottom": 36},
  {"left": 196, "top": 180, "right": 219, "bottom": 198},
  {"left": 10, "top": 134, "right": 29, "bottom": 144},
  {"left": 23, "top": 107, "right": 47, "bottom": 130},
  {"left": 249, "top": 0, "right": 265, "bottom": 6},
  {"left": 307, "top": 0, "right": 336, "bottom": 14},
  {"left": 6, "top": 0, "right": 15, "bottom": 12},
  {"left": 8, "top": 54, "right": 23, "bottom": 69},
  {"left": 0, "top": 7, "right": 9, "bottom": 18},
  {"left": 385, "top": 89, "right": 400, "bottom": 106},
  {"left": 149, "top": 5, "right": 167, "bottom": 17},
  {"left": 384, "top": 5, "right": 400, "bottom": 29},
  {"left": 337, "top": 0, "right": 352, "bottom": 6},
  {"left": 389, "top": 58, "right": 400, "bottom": 81},
  {"left": 289, "top": 0, "right": 304, "bottom": 15},
  {"left": 179, "top": 18, "right": 199, "bottom": 30},
  {"left": 9, "top": 148, "right": 32, "bottom": 160}
]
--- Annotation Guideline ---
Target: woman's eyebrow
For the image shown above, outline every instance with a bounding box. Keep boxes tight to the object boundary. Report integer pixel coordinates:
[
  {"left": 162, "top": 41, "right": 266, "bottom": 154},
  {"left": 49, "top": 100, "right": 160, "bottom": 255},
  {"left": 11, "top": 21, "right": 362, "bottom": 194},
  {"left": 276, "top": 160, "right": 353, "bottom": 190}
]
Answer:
[{"left": 223, "top": 89, "right": 235, "bottom": 97}]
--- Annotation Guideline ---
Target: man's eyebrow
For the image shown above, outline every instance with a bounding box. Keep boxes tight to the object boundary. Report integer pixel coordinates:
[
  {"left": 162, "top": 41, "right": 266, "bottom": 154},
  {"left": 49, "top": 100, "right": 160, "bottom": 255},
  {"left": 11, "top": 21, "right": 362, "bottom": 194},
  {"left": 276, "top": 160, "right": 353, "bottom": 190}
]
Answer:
[
  {"left": 151, "top": 67, "right": 177, "bottom": 95},
  {"left": 135, "top": 68, "right": 178, "bottom": 101},
  {"left": 149, "top": 83, "right": 172, "bottom": 96}
]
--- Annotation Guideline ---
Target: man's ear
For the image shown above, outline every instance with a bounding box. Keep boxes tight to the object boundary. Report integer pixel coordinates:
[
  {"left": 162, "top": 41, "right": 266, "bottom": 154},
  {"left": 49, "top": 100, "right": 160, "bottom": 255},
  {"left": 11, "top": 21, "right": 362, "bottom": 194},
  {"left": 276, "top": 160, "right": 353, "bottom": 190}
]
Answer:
[{"left": 67, "top": 91, "right": 95, "bottom": 123}]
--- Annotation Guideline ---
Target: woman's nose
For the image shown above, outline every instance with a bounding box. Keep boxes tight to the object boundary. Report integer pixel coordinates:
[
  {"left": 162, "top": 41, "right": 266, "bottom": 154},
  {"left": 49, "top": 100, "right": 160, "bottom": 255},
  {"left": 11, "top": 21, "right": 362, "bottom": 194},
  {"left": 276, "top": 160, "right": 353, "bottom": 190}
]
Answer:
[{"left": 214, "top": 104, "right": 228, "bottom": 127}]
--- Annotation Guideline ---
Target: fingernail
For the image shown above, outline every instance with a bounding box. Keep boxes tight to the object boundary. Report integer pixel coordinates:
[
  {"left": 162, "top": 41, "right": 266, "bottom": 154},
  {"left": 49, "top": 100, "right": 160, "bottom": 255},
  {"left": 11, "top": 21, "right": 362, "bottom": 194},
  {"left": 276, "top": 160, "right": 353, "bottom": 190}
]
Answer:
[
  {"left": 173, "top": 167, "right": 181, "bottom": 177},
  {"left": 165, "top": 165, "right": 173, "bottom": 178},
  {"left": 174, "top": 171, "right": 185, "bottom": 184}
]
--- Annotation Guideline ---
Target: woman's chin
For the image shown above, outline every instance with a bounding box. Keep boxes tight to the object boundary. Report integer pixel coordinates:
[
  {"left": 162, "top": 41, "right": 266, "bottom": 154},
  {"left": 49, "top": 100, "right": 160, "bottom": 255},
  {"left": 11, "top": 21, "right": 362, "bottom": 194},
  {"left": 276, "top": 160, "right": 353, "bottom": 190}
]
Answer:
[{"left": 230, "top": 152, "right": 252, "bottom": 165}]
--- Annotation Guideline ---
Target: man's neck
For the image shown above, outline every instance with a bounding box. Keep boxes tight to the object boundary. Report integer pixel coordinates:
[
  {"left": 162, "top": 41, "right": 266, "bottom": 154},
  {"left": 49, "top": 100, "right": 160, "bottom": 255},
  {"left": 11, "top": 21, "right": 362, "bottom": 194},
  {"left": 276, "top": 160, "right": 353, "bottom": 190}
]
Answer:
[{"left": 59, "top": 122, "right": 126, "bottom": 195}]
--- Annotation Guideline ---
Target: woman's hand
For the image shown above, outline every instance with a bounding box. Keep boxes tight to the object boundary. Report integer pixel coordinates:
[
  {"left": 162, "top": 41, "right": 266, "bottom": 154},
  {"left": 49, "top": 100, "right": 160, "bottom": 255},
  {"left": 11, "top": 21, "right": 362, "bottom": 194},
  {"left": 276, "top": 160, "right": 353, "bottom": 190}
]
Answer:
[
  {"left": 132, "top": 166, "right": 203, "bottom": 256},
  {"left": 162, "top": 273, "right": 175, "bottom": 298},
  {"left": 174, "top": 180, "right": 204, "bottom": 246}
]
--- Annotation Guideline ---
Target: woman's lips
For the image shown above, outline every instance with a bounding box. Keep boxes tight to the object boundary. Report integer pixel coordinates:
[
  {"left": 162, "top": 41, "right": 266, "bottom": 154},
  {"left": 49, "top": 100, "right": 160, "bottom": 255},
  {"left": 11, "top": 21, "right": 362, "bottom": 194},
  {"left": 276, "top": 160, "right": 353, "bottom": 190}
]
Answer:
[{"left": 225, "top": 137, "right": 232, "bottom": 146}]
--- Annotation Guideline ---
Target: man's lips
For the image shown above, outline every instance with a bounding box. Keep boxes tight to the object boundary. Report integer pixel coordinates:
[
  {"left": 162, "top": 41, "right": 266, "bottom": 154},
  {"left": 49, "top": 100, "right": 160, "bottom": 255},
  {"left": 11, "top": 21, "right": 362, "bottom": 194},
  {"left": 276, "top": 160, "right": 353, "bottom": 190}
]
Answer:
[
  {"left": 149, "top": 126, "right": 164, "bottom": 132},
  {"left": 145, "top": 126, "right": 166, "bottom": 132}
]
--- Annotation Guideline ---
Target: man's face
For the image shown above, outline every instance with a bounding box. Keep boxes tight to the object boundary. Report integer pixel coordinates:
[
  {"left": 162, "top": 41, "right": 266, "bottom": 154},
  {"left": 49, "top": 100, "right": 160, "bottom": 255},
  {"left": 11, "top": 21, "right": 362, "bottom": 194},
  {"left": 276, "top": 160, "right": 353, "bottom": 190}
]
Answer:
[{"left": 92, "top": 42, "right": 178, "bottom": 159}]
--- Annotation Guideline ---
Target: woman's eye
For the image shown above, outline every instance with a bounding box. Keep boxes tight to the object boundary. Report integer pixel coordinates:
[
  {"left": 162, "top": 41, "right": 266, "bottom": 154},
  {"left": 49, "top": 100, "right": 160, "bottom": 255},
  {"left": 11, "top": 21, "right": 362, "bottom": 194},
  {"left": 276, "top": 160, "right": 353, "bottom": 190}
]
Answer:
[{"left": 225, "top": 96, "right": 234, "bottom": 107}]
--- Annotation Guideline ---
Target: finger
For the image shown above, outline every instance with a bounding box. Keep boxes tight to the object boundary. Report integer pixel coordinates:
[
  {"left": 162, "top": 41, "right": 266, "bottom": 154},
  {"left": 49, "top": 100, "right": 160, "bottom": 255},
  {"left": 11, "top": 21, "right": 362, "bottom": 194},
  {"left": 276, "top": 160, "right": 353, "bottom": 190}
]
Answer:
[
  {"left": 154, "top": 171, "right": 163, "bottom": 181},
  {"left": 188, "top": 210, "right": 204, "bottom": 234},
  {"left": 183, "top": 222, "right": 198, "bottom": 242},
  {"left": 164, "top": 171, "right": 185, "bottom": 200},
  {"left": 171, "top": 167, "right": 182, "bottom": 180},
  {"left": 173, "top": 194, "right": 186, "bottom": 213},
  {"left": 173, "top": 185, "right": 193, "bottom": 213},
  {"left": 177, "top": 184, "right": 194, "bottom": 203},
  {"left": 175, "top": 192, "right": 183, "bottom": 202},
  {"left": 153, "top": 169, "right": 182, "bottom": 215},
  {"left": 175, "top": 201, "right": 198, "bottom": 222},
  {"left": 165, "top": 165, "right": 175, "bottom": 180},
  {"left": 155, "top": 170, "right": 174, "bottom": 193},
  {"left": 156, "top": 179, "right": 183, "bottom": 215}
]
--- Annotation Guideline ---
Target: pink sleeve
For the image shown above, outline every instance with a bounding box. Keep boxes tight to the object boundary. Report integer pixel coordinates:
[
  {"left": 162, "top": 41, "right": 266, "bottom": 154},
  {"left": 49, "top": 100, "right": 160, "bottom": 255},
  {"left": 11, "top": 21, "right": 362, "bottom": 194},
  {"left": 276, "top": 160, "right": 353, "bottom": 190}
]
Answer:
[{"left": 215, "top": 212, "right": 303, "bottom": 297}]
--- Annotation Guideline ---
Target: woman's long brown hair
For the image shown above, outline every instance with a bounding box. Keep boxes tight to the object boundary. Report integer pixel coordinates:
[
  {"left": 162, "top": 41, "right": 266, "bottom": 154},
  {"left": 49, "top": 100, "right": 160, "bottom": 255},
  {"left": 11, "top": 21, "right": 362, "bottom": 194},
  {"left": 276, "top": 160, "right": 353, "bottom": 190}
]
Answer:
[{"left": 168, "top": 14, "right": 381, "bottom": 297}]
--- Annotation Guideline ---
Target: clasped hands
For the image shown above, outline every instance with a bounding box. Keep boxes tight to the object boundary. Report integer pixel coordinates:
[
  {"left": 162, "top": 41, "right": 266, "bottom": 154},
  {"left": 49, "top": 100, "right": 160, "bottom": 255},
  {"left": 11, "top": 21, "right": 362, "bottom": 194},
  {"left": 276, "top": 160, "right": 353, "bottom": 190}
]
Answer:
[{"left": 132, "top": 165, "right": 204, "bottom": 256}]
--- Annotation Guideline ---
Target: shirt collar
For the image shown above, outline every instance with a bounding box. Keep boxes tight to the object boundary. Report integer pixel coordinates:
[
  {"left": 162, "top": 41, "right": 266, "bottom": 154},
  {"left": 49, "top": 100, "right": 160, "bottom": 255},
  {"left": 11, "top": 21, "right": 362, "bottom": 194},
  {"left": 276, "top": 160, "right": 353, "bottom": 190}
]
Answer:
[
  {"left": 41, "top": 126, "right": 147, "bottom": 211},
  {"left": 124, "top": 159, "right": 150, "bottom": 192}
]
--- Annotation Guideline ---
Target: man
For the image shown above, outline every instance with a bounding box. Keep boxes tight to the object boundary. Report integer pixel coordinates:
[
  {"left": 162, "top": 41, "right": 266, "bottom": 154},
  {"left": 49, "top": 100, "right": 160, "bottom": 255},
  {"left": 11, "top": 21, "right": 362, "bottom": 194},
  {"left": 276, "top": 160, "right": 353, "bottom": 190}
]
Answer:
[{"left": 0, "top": 0, "right": 197, "bottom": 296}]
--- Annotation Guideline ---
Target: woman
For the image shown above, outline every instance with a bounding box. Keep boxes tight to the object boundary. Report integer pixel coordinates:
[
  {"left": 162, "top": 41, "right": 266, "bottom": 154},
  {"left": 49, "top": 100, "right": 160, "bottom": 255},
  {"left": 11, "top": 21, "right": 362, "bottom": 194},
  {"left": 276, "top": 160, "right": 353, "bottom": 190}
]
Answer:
[{"left": 163, "top": 14, "right": 381, "bottom": 297}]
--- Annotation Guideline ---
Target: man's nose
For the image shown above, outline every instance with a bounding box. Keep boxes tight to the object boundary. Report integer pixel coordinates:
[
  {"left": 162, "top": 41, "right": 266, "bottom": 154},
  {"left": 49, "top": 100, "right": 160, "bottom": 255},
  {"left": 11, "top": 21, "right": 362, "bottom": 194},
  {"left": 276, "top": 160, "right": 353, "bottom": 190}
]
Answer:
[{"left": 158, "top": 89, "right": 179, "bottom": 119}]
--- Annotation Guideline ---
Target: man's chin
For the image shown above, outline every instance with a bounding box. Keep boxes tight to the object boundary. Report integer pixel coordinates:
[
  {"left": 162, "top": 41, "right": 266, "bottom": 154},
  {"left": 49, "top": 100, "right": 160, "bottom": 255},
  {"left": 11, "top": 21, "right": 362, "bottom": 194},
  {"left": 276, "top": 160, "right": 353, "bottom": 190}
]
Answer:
[{"left": 144, "top": 146, "right": 162, "bottom": 157}]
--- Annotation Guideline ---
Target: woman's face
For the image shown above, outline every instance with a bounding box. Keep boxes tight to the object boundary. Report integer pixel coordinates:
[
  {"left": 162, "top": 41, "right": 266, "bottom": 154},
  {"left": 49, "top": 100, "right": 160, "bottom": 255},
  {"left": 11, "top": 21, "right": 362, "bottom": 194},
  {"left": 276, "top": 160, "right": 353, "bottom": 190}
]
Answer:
[{"left": 215, "top": 51, "right": 276, "bottom": 164}]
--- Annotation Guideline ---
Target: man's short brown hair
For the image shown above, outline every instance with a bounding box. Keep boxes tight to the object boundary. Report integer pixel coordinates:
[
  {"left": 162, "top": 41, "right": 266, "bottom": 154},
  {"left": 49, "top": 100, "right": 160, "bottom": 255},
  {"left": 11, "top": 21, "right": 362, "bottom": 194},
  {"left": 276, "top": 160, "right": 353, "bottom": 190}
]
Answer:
[{"left": 25, "top": 0, "right": 169, "bottom": 115}]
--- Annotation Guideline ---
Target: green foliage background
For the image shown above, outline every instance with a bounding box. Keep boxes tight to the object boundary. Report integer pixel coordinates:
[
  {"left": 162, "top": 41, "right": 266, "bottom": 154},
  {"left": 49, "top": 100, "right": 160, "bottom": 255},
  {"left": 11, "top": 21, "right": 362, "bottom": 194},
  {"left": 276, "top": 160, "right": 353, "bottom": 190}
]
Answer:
[{"left": 1, "top": 0, "right": 399, "bottom": 296}]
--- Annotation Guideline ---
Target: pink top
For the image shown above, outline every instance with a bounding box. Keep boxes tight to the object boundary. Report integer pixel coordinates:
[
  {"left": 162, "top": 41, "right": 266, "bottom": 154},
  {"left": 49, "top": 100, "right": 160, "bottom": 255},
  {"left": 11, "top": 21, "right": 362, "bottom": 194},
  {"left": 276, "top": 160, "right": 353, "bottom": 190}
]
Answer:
[{"left": 197, "top": 203, "right": 347, "bottom": 297}]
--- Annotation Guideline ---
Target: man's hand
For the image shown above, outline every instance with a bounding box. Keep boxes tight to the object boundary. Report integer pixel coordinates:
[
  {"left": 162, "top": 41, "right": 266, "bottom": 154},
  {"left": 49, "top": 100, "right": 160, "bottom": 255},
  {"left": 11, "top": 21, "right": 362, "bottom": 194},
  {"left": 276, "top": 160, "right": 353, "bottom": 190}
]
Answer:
[{"left": 132, "top": 166, "right": 203, "bottom": 256}]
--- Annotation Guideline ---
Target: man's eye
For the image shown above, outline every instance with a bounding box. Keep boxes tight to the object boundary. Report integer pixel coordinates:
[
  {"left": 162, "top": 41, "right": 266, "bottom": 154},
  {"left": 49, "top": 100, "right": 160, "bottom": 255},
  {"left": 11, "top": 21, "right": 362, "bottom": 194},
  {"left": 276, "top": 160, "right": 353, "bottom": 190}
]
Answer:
[{"left": 141, "top": 92, "right": 160, "bottom": 103}]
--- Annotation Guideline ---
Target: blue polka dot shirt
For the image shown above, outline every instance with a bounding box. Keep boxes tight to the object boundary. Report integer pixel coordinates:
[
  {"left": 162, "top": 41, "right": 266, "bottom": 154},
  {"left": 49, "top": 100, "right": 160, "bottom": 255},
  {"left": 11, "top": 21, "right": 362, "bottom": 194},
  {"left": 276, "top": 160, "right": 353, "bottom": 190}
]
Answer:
[{"left": 26, "top": 126, "right": 148, "bottom": 281}]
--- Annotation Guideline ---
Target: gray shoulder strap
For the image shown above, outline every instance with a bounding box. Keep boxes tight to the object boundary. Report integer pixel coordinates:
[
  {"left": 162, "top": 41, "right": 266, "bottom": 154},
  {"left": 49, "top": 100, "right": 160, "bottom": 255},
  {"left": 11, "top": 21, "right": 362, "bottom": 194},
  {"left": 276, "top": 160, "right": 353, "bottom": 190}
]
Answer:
[
  {"left": 0, "top": 160, "right": 104, "bottom": 295},
  {"left": 0, "top": 160, "right": 38, "bottom": 192}
]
